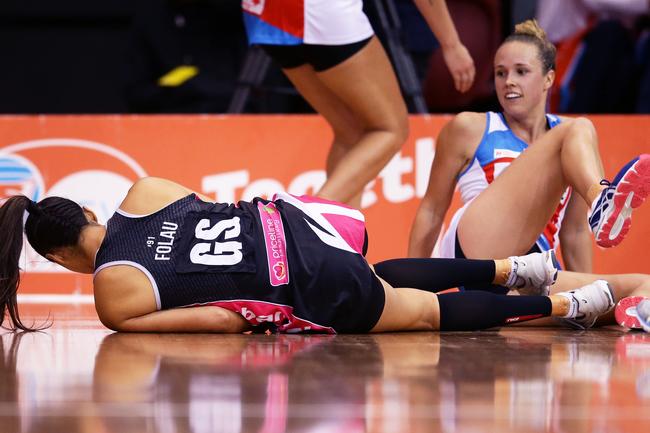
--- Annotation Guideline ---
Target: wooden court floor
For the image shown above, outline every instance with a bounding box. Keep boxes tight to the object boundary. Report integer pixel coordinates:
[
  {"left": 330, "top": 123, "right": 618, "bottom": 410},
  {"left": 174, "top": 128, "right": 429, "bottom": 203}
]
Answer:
[{"left": 1, "top": 305, "right": 649, "bottom": 433}]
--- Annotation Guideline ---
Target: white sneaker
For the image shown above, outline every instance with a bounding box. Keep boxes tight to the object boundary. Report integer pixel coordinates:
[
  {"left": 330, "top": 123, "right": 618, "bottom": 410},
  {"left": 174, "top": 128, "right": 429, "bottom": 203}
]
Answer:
[
  {"left": 557, "top": 280, "right": 615, "bottom": 329},
  {"left": 505, "top": 250, "right": 559, "bottom": 296}
]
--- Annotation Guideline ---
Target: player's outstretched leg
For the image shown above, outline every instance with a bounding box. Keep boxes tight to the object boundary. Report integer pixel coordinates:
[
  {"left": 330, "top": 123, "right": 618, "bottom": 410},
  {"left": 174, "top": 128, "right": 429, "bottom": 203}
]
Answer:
[{"left": 371, "top": 275, "right": 615, "bottom": 333}]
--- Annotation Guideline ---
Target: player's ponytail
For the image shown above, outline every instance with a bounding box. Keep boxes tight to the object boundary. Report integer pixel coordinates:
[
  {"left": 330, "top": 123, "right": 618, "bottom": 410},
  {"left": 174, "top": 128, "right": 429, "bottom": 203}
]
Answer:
[
  {"left": 504, "top": 19, "right": 556, "bottom": 74},
  {"left": 0, "top": 196, "right": 40, "bottom": 331},
  {"left": 0, "top": 195, "right": 88, "bottom": 331}
]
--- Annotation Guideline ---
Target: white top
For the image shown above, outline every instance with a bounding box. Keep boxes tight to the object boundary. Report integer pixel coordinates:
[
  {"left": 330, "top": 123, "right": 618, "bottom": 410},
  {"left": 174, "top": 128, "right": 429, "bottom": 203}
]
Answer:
[{"left": 243, "top": 0, "right": 374, "bottom": 45}]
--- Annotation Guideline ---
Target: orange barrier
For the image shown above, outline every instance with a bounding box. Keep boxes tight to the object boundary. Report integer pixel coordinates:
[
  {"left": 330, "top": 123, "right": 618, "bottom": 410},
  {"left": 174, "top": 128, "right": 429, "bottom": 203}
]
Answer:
[{"left": 1, "top": 115, "right": 648, "bottom": 295}]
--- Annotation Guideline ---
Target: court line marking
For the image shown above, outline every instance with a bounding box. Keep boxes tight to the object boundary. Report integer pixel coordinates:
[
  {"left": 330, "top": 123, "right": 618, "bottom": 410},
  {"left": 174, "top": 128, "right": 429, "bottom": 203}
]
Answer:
[{"left": 17, "top": 294, "right": 94, "bottom": 304}]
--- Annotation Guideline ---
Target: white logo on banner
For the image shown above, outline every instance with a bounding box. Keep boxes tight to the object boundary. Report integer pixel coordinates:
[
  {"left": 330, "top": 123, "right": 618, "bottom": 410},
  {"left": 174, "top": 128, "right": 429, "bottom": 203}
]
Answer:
[{"left": 202, "top": 137, "right": 436, "bottom": 208}]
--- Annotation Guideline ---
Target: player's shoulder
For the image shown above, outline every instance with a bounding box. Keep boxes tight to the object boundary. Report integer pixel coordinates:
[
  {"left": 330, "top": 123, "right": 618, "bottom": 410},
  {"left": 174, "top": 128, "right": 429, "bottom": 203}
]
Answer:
[
  {"left": 128, "top": 177, "right": 181, "bottom": 194},
  {"left": 120, "top": 177, "right": 191, "bottom": 215},
  {"left": 446, "top": 111, "right": 487, "bottom": 136},
  {"left": 440, "top": 112, "right": 487, "bottom": 148}
]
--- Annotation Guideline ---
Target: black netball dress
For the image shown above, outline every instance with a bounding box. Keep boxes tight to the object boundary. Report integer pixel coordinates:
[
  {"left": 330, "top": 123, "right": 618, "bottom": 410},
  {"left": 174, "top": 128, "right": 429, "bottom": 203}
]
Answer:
[{"left": 94, "top": 193, "right": 385, "bottom": 333}]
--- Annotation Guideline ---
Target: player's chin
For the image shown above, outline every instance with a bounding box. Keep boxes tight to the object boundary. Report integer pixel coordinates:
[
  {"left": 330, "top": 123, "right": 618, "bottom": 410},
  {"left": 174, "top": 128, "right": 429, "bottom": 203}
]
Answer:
[{"left": 501, "top": 99, "right": 527, "bottom": 115}]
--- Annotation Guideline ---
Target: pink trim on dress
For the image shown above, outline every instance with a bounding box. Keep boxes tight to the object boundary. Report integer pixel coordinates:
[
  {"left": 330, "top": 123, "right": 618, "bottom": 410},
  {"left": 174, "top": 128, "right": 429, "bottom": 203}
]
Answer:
[
  {"left": 322, "top": 213, "right": 365, "bottom": 255},
  {"left": 200, "top": 299, "right": 336, "bottom": 334},
  {"left": 272, "top": 192, "right": 366, "bottom": 255},
  {"left": 290, "top": 194, "right": 356, "bottom": 209}
]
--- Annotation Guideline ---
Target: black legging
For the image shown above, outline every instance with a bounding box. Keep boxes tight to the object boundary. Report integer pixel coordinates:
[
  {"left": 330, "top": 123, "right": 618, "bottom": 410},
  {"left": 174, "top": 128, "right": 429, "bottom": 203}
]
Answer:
[{"left": 373, "top": 257, "right": 500, "bottom": 293}]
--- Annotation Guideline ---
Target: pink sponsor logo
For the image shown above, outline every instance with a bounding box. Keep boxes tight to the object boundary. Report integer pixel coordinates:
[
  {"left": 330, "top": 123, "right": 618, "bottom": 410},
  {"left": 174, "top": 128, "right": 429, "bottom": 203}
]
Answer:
[{"left": 257, "top": 202, "right": 290, "bottom": 286}]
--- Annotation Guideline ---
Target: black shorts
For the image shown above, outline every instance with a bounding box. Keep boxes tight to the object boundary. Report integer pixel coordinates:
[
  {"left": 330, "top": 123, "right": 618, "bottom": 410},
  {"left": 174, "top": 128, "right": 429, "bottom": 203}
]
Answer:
[
  {"left": 259, "top": 36, "right": 373, "bottom": 72},
  {"left": 275, "top": 196, "right": 385, "bottom": 333},
  {"left": 454, "top": 233, "right": 542, "bottom": 259}
]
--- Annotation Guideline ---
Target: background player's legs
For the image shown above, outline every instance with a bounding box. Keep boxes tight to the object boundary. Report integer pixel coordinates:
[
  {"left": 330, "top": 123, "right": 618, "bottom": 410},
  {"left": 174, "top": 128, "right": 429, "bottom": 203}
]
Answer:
[
  {"left": 281, "top": 64, "right": 364, "bottom": 206},
  {"left": 283, "top": 37, "right": 409, "bottom": 207},
  {"left": 458, "top": 118, "right": 604, "bottom": 258}
]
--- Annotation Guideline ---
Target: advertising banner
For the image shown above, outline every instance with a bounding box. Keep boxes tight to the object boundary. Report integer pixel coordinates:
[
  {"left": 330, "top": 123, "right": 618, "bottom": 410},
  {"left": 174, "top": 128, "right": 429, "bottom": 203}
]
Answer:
[{"left": 1, "top": 115, "right": 648, "bottom": 297}]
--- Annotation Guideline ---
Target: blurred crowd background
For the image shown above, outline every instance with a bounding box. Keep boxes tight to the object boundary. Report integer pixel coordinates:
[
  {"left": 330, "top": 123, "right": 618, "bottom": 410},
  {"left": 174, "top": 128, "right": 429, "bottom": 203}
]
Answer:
[{"left": 1, "top": 0, "right": 648, "bottom": 115}]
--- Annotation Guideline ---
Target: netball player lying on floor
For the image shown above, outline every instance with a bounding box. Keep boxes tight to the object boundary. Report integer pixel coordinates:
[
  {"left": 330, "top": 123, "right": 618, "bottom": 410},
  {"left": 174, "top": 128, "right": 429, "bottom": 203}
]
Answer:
[
  {"left": 0, "top": 177, "right": 617, "bottom": 334},
  {"left": 408, "top": 20, "right": 650, "bottom": 330}
]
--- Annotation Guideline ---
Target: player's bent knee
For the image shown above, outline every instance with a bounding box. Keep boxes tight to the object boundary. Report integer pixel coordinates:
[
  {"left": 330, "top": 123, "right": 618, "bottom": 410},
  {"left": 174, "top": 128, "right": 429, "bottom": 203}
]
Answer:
[
  {"left": 394, "top": 114, "right": 410, "bottom": 146},
  {"left": 571, "top": 117, "right": 596, "bottom": 136},
  {"left": 375, "top": 109, "right": 409, "bottom": 147},
  {"left": 382, "top": 119, "right": 409, "bottom": 154},
  {"left": 332, "top": 125, "right": 364, "bottom": 149}
]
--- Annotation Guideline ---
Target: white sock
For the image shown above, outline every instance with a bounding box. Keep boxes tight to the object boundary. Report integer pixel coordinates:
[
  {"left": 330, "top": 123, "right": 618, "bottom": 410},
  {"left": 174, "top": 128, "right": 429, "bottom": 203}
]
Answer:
[
  {"left": 505, "top": 257, "right": 519, "bottom": 287},
  {"left": 557, "top": 292, "right": 578, "bottom": 318}
]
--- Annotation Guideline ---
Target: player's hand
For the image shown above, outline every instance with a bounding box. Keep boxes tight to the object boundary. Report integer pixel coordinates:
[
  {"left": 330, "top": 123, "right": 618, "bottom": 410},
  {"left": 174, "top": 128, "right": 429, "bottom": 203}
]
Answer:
[{"left": 441, "top": 43, "right": 475, "bottom": 93}]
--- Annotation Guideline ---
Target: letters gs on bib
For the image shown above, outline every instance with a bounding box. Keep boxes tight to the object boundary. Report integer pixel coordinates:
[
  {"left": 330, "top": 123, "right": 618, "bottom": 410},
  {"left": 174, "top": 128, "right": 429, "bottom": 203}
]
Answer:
[{"left": 175, "top": 211, "right": 257, "bottom": 274}]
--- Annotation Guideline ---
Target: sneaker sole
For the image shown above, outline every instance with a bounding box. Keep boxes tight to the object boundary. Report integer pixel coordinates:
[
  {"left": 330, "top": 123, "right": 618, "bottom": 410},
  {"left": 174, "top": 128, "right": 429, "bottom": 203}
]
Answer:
[
  {"left": 596, "top": 154, "right": 650, "bottom": 248},
  {"left": 615, "top": 296, "right": 650, "bottom": 331}
]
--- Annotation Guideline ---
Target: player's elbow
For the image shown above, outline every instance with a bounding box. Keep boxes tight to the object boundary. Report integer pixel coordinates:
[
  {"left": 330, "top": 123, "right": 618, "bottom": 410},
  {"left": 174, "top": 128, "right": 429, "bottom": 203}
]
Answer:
[
  {"left": 98, "top": 315, "right": 125, "bottom": 332},
  {"left": 218, "top": 308, "right": 251, "bottom": 333},
  {"left": 96, "top": 307, "right": 133, "bottom": 332}
]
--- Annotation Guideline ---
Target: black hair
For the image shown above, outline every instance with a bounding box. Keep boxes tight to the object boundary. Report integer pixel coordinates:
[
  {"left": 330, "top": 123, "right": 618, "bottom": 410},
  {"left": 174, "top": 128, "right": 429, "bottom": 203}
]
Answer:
[
  {"left": 0, "top": 196, "right": 88, "bottom": 331},
  {"left": 503, "top": 19, "right": 556, "bottom": 74}
]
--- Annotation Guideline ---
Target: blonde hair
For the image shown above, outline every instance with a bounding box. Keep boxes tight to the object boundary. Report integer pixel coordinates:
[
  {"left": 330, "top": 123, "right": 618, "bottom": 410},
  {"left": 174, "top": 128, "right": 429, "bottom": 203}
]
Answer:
[{"left": 504, "top": 19, "right": 556, "bottom": 73}]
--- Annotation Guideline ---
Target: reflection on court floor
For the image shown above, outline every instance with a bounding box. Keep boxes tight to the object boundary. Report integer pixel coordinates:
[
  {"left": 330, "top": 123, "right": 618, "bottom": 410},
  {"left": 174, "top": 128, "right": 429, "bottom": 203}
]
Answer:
[{"left": 1, "top": 306, "right": 649, "bottom": 433}]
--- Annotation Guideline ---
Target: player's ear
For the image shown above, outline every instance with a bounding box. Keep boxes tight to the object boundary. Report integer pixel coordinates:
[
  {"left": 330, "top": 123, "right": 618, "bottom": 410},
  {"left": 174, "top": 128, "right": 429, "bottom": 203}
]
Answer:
[{"left": 82, "top": 207, "right": 98, "bottom": 223}]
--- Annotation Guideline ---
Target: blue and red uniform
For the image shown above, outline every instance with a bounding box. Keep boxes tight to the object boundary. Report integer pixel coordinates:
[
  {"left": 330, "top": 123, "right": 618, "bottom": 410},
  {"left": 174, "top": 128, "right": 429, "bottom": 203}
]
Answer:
[{"left": 439, "top": 111, "right": 570, "bottom": 258}]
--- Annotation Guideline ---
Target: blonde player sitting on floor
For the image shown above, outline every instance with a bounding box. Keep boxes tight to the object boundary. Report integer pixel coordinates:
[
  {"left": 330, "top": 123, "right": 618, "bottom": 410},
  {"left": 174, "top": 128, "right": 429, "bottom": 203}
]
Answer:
[{"left": 408, "top": 20, "right": 650, "bottom": 331}]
